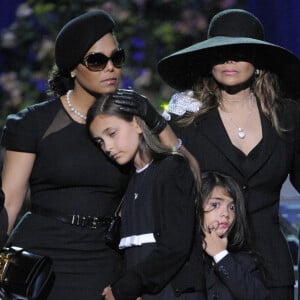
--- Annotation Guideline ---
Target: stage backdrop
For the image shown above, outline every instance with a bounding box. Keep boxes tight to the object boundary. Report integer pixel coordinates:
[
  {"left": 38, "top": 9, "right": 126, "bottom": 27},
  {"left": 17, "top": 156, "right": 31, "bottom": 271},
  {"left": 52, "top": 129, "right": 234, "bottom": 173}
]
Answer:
[
  {"left": 247, "top": 0, "right": 300, "bottom": 57},
  {"left": 1, "top": 0, "right": 299, "bottom": 57}
]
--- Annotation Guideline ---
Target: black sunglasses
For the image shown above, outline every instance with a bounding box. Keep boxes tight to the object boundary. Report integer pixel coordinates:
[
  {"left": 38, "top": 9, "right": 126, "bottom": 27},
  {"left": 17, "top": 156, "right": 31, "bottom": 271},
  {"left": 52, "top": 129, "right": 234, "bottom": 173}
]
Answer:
[{"left": 81, "top": 48, "right": 125, "bottom": 71}]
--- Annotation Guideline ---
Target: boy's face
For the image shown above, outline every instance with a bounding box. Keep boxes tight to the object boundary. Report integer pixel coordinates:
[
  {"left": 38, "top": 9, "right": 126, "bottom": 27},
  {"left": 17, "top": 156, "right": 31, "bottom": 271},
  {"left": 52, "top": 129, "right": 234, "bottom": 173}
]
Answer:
[{"left": 203, "top": 186, "right": 235, "bottom": 237}]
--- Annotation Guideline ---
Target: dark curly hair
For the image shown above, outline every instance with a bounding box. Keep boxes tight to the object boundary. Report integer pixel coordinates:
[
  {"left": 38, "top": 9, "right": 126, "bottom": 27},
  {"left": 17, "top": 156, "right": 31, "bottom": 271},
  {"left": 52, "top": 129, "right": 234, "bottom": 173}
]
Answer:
[{"left": 47, "top": 64, "right": 75, "bottom": 97}]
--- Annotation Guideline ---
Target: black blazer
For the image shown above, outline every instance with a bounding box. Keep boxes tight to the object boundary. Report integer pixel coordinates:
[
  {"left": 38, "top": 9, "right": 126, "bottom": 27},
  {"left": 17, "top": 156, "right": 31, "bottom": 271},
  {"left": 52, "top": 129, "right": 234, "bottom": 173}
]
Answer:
[
  {"left": 171, "top": 99, "right": 300, "bottom": 287},
  {"left": 204, "top": 252, "right": 269, "bottom": 300}
]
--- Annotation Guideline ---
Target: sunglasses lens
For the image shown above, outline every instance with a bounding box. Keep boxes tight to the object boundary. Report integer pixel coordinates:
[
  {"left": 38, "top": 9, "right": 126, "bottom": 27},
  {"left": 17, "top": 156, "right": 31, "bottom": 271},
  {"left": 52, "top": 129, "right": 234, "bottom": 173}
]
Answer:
[
  {"left": 111, "top": 49, "right": 125, "bottom": 68},
  {"left": 83, "top": 49, "right": 125, "bottom": 71},
  {"left": 84, "top": 53, "right": 108, "bottom": 71}
]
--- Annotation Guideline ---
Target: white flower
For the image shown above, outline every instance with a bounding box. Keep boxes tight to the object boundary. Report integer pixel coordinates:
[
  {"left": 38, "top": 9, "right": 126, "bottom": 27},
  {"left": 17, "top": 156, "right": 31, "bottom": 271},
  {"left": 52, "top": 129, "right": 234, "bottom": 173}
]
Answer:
[
  {"left": 1, "top": 31, "right": 16, "bottom": 49},
  {"left": 16, "top": 3, "right": 33, "bottom": 18}
]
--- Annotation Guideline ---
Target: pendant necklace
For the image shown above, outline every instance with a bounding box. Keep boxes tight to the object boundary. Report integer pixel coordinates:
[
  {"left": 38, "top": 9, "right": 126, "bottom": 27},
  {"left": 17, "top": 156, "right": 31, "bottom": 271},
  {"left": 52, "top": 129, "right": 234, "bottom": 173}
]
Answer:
[
  {"left": 223, "top": 92, "right": 254, "bottom": 140},
  {"left": 228, "top": 117, "right": 248, "bottom": 139},
  {"left": 66, "top": 90, "right": 87, "bottom": 121}
]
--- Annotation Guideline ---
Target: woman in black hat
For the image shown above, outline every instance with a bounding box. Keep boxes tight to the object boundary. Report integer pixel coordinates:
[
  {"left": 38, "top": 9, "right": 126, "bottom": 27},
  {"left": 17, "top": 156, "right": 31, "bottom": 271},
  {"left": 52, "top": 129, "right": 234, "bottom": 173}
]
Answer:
[
  {"left": 156, "top": 8, "right": 300, "bottom": 300},
  {"left": 0, "top": 10, "right": 167, "bottom": 300}
]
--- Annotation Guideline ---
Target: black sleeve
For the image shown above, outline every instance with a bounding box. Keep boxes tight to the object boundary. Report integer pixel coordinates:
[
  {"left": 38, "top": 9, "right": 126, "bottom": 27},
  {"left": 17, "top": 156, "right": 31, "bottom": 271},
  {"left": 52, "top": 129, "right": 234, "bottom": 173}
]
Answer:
[
  {"left": 0, "top": 188, "right": 4, "bottom": 210},
  {"left": 1, "top": 106, "right": 38, "bottom": 152},
  {"left": 112, "top": 155, "right": 196, "bottom": 300},
  {"left": 288, "top": 101, "right": 300, "bottom": 192},
  {"left": 214, "top": 252, "right": 270, "bottom": 300},
  {"left": 168, "top": 115, "right": 185, "bottom": 137},
  {"left": 0, "top": 206, "right": 8, "bottom": 247},
  {"left": 1, "top": 99, "right": 58, "bottom": 153},
  {"left": 0, "top": 182, "right": 7, "bottom": 247}
]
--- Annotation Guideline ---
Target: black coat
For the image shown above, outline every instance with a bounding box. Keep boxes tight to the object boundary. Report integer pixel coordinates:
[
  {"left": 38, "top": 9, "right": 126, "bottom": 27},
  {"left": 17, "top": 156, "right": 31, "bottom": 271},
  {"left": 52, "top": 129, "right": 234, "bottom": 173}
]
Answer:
[
  {"left": 205, "top": 252, "right": 269, "bottom": 300},
  {"left": 171, "top": 99, "right": 300, "bottom": 287}
]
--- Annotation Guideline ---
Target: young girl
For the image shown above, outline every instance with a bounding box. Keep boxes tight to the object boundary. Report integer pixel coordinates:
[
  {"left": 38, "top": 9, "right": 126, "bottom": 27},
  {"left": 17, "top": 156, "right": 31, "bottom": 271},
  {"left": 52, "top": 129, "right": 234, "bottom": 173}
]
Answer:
[
  {"left": 86, "top": 93, "right": 205, "bottom": 300},
  {"left": 198, "top": 171, "right": 269, "bottom": 300}
]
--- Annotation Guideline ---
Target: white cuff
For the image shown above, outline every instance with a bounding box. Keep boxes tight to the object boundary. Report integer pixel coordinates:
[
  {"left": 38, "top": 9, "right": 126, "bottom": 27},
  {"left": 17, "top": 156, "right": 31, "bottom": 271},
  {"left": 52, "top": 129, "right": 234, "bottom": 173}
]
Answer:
[
  {"left": 162, "top": 110, "right": 171, "bottom": 121},
  {"left": 213, "top": 250, "right": 229, "bottom": 263}
]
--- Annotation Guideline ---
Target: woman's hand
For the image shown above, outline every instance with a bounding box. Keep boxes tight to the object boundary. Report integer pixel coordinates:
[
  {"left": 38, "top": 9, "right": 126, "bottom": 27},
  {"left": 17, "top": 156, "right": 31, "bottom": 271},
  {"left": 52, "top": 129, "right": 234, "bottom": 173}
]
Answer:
[
  {"left": 102, "top": 286, "right": 142, "bottom": 300},
  {"left": 113, "top": 89, "right": 167, "bottom": 134},
  {"left": 203, "top": 222, "right": 228, "bottom": 257},
  {"left": 102, "top": 286, "right": 115, "bottom": 300}
]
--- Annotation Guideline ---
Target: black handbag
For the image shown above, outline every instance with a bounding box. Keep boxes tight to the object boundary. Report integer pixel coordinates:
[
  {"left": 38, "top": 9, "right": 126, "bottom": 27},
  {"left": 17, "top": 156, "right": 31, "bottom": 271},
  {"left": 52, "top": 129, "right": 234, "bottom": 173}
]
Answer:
[
  {"left": 104, "top": 197, "right": 125, "bottom": 251},
  {"left": 0, "top": 246, "right": 53, "bottom": 299}
]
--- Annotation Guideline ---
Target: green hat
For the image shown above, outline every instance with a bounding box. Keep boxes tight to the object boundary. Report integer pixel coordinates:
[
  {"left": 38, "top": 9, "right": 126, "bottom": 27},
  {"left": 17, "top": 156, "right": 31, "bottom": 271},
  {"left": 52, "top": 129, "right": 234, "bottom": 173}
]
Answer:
[{"left": 157, "top": 9, "right": 300, "bottom": 95}]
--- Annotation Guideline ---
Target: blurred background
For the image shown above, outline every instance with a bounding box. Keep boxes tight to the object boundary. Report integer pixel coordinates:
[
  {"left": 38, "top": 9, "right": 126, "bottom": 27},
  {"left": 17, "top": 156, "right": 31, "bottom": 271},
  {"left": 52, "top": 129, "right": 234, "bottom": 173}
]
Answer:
[{"left": 0, "top": 0, "right": 300, "bottom": 295}]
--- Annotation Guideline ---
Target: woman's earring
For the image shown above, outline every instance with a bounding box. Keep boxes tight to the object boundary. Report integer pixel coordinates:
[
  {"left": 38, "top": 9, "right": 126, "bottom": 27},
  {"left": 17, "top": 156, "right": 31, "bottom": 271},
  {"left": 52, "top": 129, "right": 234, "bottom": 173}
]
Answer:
[
  {"left": 70, "top": 73, "right": 75, "bottom": 78},
  {"left": 254, "top": 69, "right": 260, "bottom": 77}
]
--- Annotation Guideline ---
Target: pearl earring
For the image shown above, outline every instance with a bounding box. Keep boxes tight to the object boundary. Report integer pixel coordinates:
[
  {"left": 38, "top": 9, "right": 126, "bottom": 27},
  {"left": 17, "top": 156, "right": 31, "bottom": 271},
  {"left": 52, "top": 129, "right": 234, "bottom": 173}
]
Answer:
[{"left": 255, "top": 69, "right": 260, "bottom": 77}]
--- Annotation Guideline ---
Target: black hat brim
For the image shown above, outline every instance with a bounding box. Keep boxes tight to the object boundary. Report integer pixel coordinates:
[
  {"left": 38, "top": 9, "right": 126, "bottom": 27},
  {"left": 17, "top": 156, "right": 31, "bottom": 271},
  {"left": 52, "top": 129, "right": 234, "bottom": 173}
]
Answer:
[{"left": 157, "top": 36, "right": 300, "bottom": 98}]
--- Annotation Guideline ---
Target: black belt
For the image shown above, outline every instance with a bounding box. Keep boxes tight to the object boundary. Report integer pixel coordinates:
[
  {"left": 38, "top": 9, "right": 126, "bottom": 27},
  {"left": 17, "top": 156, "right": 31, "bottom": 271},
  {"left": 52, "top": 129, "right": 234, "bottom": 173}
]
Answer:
[{"left": 31, "top": 204, "right": 112, "bottom": 229}]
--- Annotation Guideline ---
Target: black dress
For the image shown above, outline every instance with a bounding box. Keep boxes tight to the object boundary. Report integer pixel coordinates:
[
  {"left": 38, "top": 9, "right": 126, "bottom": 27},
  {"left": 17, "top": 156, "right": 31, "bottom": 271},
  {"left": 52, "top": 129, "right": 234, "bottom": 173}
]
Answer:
[{"left": 1, "top": 97, "right": 130, "bottom": 299}]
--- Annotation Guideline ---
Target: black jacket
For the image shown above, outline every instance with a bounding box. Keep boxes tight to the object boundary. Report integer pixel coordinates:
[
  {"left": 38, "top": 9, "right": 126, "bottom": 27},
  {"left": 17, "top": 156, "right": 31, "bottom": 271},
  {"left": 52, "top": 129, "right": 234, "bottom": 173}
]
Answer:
[
  {"left": 111, "top": 156, "right": 205, "bottom": 300},
  {"left": 205, "top": 252, "right": 269, "bottom": 300},
  {"left": 171, "top": 99, "right": 300, "bottom": 287}
]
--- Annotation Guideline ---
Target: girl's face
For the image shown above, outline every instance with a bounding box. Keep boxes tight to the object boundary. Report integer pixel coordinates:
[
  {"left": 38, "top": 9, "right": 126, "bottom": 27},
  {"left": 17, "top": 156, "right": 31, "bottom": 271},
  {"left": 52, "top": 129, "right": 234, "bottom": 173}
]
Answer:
[
  {"left": 90, "top": 114, "right": 142, "bottom": 166},
  {"left": 212, "top": 60, "right": 255, "bottom": 88},
  {"left": 72, "top": 33, "right": 122, "bottom": 94},
  {"left": 203, "top": 186, "right": 236, "bottom": 237}
]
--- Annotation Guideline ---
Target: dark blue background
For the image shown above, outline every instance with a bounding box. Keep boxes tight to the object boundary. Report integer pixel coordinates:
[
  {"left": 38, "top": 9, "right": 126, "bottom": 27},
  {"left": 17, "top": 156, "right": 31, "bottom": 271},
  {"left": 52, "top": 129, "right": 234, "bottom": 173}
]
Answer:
[
  {"left": 247, "top": 0, "right": 300, "bottom": 56},
  {"left": 0, "top": 0, "right": 24, "bottom": 31},
  {"left": 1, "top": 1, "right": 299, "bottom": 56}
]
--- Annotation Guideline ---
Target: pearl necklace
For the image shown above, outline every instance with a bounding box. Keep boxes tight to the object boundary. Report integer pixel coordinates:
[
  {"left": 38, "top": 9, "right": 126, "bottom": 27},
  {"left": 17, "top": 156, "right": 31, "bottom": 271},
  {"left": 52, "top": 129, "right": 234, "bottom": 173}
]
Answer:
[
  {"left": 222, "top": 93, "right": 254, "bottom": 139},
  {"left": 66, "top": 90, "right": 87, "bottom": 121}
]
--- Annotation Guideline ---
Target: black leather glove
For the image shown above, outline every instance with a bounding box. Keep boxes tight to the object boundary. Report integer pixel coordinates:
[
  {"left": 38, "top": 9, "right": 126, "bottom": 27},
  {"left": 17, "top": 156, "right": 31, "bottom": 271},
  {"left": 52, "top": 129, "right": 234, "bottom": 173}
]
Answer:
[{"left": 112, "top": 89, "right": 167, "bottom": 134}]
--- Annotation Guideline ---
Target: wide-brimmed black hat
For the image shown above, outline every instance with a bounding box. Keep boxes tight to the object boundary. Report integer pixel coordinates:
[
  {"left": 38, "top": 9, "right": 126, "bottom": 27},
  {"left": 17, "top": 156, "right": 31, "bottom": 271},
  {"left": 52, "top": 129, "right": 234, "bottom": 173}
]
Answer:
[
  {"left": 55, "top": 10, "right": 115, "bottom": 72},
  {"left": 157, "top": 9, "right": 300, "bottom": 96}
]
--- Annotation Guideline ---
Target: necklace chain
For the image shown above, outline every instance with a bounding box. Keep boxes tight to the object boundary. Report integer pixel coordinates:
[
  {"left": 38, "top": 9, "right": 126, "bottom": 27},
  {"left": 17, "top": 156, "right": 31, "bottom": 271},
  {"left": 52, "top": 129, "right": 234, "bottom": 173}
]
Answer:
[
  {"left": 66, "top": 90, "right": 87, "bottom": 121},
  {"left": 228, "top": 117, "right": 248, "bottom": 139},
  {"left": 222, "top": 92, "right": 254, "bottom": 139},
  {"left": 223, "top": 92, "right": 253, "bottom": 102}
]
